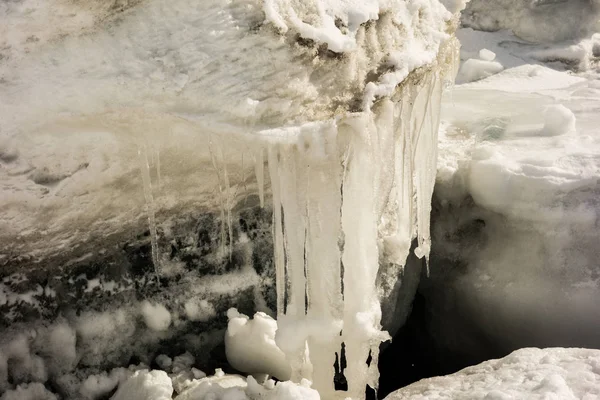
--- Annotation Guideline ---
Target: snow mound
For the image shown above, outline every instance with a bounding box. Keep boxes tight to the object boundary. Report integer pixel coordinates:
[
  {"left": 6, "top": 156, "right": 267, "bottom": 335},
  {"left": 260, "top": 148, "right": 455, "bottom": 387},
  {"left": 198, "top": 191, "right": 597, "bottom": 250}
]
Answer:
[
  {"left": 457, "top": 58, "right": 503, "bottom": 83},
  {"left": 385, "top": 348, "right": 600, "bottom": 400},
  {"left": 141, "top": 301, "right": 172, "bottom": 332},
  {"left": 225, "top": 309, "right": 291, "bottom": 381},
  {"left": 541, "top": 104, "right": 576, "bottom": 137},
  {"left": 111, "top": 370, "right": 173, "bottom": 400}
]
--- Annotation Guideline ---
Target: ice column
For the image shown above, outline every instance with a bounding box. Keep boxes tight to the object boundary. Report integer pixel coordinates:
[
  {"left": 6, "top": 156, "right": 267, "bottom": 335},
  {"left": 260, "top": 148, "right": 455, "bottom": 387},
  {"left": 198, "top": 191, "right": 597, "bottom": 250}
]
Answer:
[{"left": 266, "top": 41, "right": 458, "bottom": 399}]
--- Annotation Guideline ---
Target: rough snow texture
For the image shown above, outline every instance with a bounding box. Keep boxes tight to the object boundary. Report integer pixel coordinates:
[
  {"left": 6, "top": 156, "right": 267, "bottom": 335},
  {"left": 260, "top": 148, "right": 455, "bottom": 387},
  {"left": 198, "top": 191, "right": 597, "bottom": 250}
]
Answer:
[
  {"left": 101, "top": 367, "right": 321, "bottom": 400},
  {"left": 385, "top": 348, "right": 600, "bottom": 400}
]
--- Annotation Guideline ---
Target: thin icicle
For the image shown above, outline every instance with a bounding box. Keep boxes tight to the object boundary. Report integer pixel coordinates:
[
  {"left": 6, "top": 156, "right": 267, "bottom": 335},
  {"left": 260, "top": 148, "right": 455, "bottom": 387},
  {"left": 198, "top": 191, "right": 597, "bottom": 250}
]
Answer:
[
  {"left": 155, "top": 147, "right": 161, "bottom": 189},
  {"left": 138, "top": 145, "right": 161, "bottom": 281},
  {"left": 268, "top": 146, "right": 286, "bottom": 317},
  {"left": 254, "top": 147, "right": 265, "bottom": 208},
  {"left": 208, "top": 135, "right": 228, "bottom": 258}
]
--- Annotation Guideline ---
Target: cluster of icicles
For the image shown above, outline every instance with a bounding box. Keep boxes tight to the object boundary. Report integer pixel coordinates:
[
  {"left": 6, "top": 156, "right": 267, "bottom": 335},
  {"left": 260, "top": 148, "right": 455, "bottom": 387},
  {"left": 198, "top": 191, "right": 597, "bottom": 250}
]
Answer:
[
  {"left": 262, "top": 69, "right": 446, "bottom": 398},
  {"left": 138, "top": 43, "right": 457, "bottom": 400}
]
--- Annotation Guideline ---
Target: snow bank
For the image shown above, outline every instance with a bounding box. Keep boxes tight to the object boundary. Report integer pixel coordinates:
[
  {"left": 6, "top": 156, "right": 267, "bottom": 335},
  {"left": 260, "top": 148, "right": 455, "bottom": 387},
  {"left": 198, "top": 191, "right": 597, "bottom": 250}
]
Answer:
[
  {"left": 429, "top": 24, "right": 600, "bottom": 367},
  {"left": 385, "top": 348, "right": 600, "bottom": 399}
]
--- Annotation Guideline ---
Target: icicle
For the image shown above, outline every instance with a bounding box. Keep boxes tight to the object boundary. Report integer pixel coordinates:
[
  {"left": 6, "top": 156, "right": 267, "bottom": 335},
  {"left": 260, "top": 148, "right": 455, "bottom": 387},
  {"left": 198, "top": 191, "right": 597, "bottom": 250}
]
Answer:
[
  {"left": 264, "top": 36, "right": 460, "bottom": 400},
  {"left": 304, "top": 123, "right": 343, "bottom": 398},
  {"left": 268, "top": 146, "right": 286, "bottom": 317},
  {"left": 254, "top": 147, "right": 265, "bottom": 208},
  {"left": 138, "top": 145, "right": 161, "bottom": 281},
  {"left": 339, "top": 114, "right": 390, "bottom": 399},
  {"left": 156, "top": 147, "right": 161, "bottom": 189},
  {"left": 208, "top": 135, "right": 234, "bottom": 259}
]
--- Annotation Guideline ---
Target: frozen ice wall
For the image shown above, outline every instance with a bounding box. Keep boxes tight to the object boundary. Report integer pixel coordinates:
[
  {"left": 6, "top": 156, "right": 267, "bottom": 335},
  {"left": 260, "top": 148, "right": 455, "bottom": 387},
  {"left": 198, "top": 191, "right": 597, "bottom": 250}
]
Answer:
[{"left": 1, "top": 0, "right": 462, "bottom": 397}]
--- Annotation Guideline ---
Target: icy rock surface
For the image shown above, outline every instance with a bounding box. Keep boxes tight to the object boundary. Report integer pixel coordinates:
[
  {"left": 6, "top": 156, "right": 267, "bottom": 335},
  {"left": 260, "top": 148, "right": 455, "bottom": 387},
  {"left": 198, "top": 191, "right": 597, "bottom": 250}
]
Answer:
[{"left": 385, "top": 347, "right": 600, "bottom": 400}]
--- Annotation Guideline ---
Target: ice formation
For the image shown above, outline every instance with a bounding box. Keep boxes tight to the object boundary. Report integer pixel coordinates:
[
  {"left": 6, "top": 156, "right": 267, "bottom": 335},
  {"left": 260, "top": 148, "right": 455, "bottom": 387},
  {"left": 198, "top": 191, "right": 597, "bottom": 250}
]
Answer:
[
  {"left": 254, "top": 9, "right": 460, "bottom": 400},
  {"left": 195, "top": 0, "right": 463, "bottom": 397},
  {"left": 1, "top": 0, "right": 462, "bottom": 397}
]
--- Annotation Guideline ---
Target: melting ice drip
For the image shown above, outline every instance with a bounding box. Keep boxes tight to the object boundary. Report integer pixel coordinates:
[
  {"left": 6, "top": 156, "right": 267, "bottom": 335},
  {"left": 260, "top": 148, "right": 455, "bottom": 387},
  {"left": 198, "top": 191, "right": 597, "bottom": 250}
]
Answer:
[{"left": 260, "top": 57, "right": 454, "bottom": 399}]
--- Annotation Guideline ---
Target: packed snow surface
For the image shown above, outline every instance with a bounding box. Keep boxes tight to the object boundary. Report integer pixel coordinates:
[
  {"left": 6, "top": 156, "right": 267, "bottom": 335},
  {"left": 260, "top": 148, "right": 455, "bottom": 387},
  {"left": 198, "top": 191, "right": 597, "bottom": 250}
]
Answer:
[{"left": 385, "top": 347, "right": 600, "bottom": 400}]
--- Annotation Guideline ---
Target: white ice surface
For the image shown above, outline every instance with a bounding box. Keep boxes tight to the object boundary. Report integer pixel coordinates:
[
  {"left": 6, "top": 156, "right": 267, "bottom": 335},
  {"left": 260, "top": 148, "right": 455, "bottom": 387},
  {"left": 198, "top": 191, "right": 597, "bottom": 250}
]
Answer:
[
  {"left": 432, "top": 25, "right": 600, "bottom": 363},
  {"left": 385, "top": 347, "right": 600, "bottom": 400},
  {"left": 440, "top": 27, "right": 600, "bottom": 223}
]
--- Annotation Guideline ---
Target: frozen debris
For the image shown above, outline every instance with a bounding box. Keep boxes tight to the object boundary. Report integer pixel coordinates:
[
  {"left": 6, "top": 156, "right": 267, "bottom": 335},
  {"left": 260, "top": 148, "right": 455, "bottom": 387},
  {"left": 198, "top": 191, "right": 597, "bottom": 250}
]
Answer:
[
  {"left": 172, "top": 352, "right": 195, "bottom": 374},
  {"left": 225, "top": 309, "right": 291, "bottom": 381},
  {"left": 457, "top": 58, "right": 504, "bottom": 83},
  {"left": 478, "top": 48, "right": 496, "bottom": 61},
  {"left": 385, "top": 348, "right": 600, "bottom": 399},
  {"left": 192, "top": 368, "right": 207, "bottom": 379},
  {"left": 246, "top": 376, "right": 320, "bottom": 400},
  {"left": 111, "top": 370, "right": 173, "bottom": 400},
  {"left": 140, "top": 301, "right": 172, "bottom": 332}
]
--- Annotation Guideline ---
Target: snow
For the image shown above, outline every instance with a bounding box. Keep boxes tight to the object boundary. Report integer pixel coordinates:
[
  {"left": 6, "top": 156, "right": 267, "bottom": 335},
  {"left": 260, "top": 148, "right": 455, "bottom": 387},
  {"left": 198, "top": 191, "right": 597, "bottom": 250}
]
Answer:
[
  {"left": 0, "top": 383, "right": 57, "bottom": 400},
  {"left": 385, "top": 348, "right": 600, "bottom": 400},
  {"left": 184, "top": 299, "right": 217, "bottom": 322},
  {"left": 428, "top": 11, "right": 600, "bottom": 378},
  {"left": 5, "top": 0, "right": 599, "bottom": 399},
  {"left": 141, "top": 301, "right": 172, "bottom": 332},
  {"left": 456, "top": 58, "right": 504, "bottom": 83},
  {"left": 111, "top": 370, "right": 173, "bottom": 400},
  {"left": 225, "top": 309, "right": 291, "bottom": 381}
]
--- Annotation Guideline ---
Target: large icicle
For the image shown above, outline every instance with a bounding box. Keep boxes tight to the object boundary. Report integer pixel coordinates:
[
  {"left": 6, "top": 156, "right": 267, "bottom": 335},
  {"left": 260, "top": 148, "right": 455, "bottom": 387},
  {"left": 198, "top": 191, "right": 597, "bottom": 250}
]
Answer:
[{"left": 263, "top": 36, "right": 459, "bottom": 399}]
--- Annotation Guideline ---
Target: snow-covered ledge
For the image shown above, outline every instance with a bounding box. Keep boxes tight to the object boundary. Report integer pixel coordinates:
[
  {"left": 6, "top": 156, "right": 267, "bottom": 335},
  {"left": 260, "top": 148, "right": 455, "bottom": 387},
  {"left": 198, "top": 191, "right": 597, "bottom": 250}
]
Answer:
[{"left": 1, "top": 0, "right": 464, "bottom": 398}]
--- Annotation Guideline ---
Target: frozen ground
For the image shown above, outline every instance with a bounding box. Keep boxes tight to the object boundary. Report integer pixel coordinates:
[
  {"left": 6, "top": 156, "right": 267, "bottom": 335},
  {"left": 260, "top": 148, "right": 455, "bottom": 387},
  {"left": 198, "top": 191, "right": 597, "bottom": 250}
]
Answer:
[{"left": 386, "top": 347, "right": 600, "bottom": 399}]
